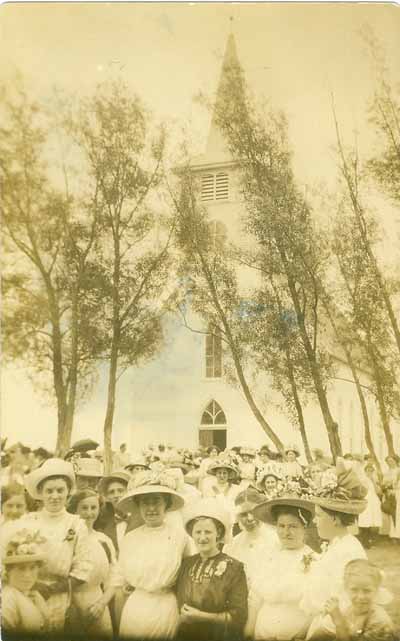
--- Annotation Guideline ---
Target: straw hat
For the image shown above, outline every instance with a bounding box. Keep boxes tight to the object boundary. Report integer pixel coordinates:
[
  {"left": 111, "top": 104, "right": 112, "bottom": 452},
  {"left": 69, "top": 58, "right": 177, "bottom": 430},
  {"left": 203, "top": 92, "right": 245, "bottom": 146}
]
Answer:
[
  {"left": 25, "top": 458, "right": 75, "bottom": 501},
  {"left": 254, "top": 477, "right": 316, "bottom": 525},
  {"left": 256, "top": 462, "right": 282, "bottom": 490},
  {"left": 208, "top": 455, "right": 239, "bottom": 479},
  {"left": 124, "top": 456, "right": 150, "bottom": 472},
  {"left": 97, "top": 470, "right": 130, "bottom": 496},
  {"left": 254, "top": 497, "right": 315, "bottom": 525},
  {"left": 285, "top": 444, "right": 300, "bottom": 457},
  {"left": 117, "top": 470, "right": 185, "bottom": 521},
  {"left": 312, "top": 458, "right": 368, "bottom": 515},
  {"left": 3, "top": 528, "right": 46, "bottom": 565},
  {"left": 75, "top": 457, "right": 103, "bottom": 478},
  {"left": 183, "top": 498, "right": 231, "bottom": 539}
]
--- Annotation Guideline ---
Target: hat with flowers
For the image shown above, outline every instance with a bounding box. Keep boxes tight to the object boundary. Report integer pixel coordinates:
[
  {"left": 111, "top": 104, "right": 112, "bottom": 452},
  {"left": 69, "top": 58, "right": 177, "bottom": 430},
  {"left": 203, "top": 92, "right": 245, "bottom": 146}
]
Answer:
[
  {"left": 254, "top": 476, "right": 316, "bottom": 525},
  {"left": 312, "top": 458, "right": 368, "bottom": 515},
  {"left": 3, "top": 529, "right": 46, "bottom": 565}
]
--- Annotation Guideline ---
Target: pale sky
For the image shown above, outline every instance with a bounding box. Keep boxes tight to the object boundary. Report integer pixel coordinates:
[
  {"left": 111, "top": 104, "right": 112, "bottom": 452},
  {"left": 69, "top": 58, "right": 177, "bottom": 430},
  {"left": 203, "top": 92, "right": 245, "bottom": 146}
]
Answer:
[{"left": 2, "top": 2, "right": 400, "bottom": 449}]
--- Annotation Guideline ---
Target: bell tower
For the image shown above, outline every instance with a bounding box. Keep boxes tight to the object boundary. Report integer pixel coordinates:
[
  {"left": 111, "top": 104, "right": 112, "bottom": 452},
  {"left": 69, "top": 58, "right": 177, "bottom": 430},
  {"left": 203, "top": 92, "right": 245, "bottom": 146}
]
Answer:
[{"left": 190, "top": 30, "right": 244, "bottom": 242}]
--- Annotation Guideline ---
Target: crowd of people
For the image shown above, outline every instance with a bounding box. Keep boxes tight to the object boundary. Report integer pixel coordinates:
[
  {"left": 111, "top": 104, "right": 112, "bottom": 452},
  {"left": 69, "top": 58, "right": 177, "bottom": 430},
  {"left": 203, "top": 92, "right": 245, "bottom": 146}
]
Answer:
[{"left": 1, "top": 437, "right": 399, "bottom": 641}]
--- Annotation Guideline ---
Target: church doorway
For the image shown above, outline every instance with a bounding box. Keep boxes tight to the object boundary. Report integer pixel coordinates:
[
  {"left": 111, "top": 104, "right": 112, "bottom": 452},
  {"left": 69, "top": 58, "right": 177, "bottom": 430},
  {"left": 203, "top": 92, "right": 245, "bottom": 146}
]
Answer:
[{"left": 199, "top": 400, "right": 227, "bottom": 450}]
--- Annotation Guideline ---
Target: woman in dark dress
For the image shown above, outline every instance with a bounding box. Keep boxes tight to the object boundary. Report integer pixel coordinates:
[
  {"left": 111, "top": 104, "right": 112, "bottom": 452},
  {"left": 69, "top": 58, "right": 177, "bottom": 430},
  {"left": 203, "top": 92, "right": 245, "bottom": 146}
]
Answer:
[{"left": 176, "top": 498, "right": 248, "bottom": 641}]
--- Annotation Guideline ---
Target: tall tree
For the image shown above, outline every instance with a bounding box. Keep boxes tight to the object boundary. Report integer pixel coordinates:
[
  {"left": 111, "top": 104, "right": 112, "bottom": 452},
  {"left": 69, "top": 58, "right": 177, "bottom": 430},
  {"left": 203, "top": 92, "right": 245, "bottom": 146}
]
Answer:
[
  {"left": 332, "top": 104, "right": 400, "bottom": 359},
  {"left": 209, "top": 54, "right": 343, "bottom": 458},
  {"left": 67, "top": 81, "right": 173, "bottom": 472},
  {"left": 331, "top": 200, "right": 398, "bottom": 458},
  {"left": 1, "top": 82, "right": 100, "bottom": 454}
]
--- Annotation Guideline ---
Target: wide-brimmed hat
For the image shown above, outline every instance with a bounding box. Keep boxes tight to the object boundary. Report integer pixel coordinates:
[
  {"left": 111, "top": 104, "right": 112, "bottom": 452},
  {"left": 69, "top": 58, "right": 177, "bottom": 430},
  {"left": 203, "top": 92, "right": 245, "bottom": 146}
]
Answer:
[
  {"left": 256, "top": 462, "right": 282, "bottom": 490},
  {"left": 3, "top": 528, "right": 46, "bottom": 565},
  {"left": 234, "top": 487, "right": 266, "bottom": 516},
  {"left": 97, "top": 470, "right": 130, "bottom": 495},
  {"left": 75, "top": 457, "right": 103, "bottom": 478},
  {"left": 254, "top": 477, "right": 316, "bottom": 525},
  {"left": 25, "top": 458, "right": 76, "bottom": 500},
  {"left": 312, "top": 458, "right": 367, "bottom": 515},
  {"left": 183, "top": 498, "right": 231, "bottom": 540},
  {"left": 208, "top": 456, "right": 239, "bottom": 479},
  {"left": 124, "top": 456, "right": 150, "bottom": 472},
  {"left": 285, "top": 444, "right": 300, "bottom": 457},
  {"left": 255, "top": 496, "right": 315, "bottom": 525},
  {"left": 117, "top": 470, "right": 185, "bottom": 521}
]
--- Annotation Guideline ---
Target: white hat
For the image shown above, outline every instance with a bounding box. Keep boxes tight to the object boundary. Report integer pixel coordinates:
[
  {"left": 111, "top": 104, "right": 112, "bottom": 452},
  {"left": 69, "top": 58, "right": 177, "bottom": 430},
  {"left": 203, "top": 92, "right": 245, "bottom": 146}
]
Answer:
[
  {"left": 117, "top": 470, "right": 185, "bottom": 522},
  {"left": 183, "top": 498, "right": 231, "bottom": 541},
  {"left": 25, "top": 458, "right": 75, "bottom": 500},
  {"left": 256, "top": 462, "right": 282, "bottom": 490}
]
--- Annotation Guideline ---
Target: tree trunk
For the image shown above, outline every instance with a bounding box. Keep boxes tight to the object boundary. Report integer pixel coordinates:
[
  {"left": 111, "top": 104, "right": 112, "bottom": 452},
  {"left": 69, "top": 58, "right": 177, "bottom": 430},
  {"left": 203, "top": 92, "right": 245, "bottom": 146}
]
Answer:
[
  {"left": 103, "top": 232, "right": 121, "bottom": 475},
  {"left": 103, "top": 337, "right": 119, "bottom": 474},
  {"left": 282, "top": 263, "right": 342, "bottom": 459},
  {"left": 323, "top": 302, "right": 380, "bottom": 470},
  {"left": 286, "top": 356, "right": 313, "bottom": 463},
  {"left": 198, "top": 254, "right": 285, "bottom": 455},
  {"left": 367, "top": 341, "right": 395, "bottom": 458},
  {"left": 63, "top": 290, "right": 80, "bottom": 457},
  {"left": 47, "top": 286, "right": 69, "bottom": 457}
]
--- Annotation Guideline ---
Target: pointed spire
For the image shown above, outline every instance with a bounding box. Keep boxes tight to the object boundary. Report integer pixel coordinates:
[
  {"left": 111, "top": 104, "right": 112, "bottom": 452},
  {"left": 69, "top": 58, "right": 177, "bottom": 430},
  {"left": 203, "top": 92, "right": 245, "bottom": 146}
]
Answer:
[{"left": 206, "top": 32, "right": 242, "bottom": 155}]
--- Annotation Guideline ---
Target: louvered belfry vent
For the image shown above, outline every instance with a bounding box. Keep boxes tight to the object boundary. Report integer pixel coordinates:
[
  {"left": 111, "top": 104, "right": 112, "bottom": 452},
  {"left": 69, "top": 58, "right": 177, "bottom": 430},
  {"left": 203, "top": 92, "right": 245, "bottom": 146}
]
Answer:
[
  {"left": 215, "top": 173, "right": 229, "bottom": 200},
  {"left": 201, "top": 172, "right": 229, "bottom": 202}
]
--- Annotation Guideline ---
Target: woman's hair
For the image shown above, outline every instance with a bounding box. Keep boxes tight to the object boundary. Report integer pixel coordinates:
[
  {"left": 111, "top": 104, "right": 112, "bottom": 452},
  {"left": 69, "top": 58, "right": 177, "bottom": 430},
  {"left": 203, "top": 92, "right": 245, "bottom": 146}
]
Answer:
[
  {"left": 320, "top": 506, "right": 356, "bottom": 527},
  {"left": 67, "top": 489, "right": 103, "bottom": 514},
  {"left": 37, "top": 474, "right": 73, "bottom": 494},
  {"left": 3, "top": 559, "right": 42, "bottom": 582},
  {"left": 272, "top": 505, "right": 312, "bottom": 526},
  {"left": 344, "top": 559, "right": 382, "bottom": 587},
  {"left": 207, "top": 446, "right": 220, "bottom": 455},
  {"left": 135, "top": 493, "right": 172, "bottom": 510},
  {"left": 1, "top": 483, "right": 27, "bottom": 506},
  {"left": 187, "top": 516, "right": 225, "bottom": 542}
]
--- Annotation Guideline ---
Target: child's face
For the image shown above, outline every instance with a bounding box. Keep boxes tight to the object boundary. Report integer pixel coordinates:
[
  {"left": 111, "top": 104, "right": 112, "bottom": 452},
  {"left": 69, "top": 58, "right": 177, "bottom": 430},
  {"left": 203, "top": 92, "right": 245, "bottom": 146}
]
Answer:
[
  {"left": 346, "top": 575, "right": 378, "bottom": 614},
  {"left": 8, "top": 562, "right": 40, "bottom": 594},
  {"left": 2, "top": 494, "right": 27, "bottom": 521}
]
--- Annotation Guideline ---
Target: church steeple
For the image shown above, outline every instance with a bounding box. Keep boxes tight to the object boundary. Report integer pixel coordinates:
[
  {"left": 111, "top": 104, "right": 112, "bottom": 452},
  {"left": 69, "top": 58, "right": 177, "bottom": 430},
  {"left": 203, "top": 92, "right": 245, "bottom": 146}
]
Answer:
[{"left": 206, "top": 31, "right": 242, "bottom": 155}]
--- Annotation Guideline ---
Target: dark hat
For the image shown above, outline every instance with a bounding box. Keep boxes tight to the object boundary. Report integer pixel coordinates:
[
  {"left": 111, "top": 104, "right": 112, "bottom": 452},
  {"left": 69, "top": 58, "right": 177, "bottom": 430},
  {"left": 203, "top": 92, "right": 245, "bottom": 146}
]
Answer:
[
  {"left": 235, "top": 487, "right": 266, "bottom": 515},
  {"left": 312, "top": 458, "right": 367, "bottom": 515}
]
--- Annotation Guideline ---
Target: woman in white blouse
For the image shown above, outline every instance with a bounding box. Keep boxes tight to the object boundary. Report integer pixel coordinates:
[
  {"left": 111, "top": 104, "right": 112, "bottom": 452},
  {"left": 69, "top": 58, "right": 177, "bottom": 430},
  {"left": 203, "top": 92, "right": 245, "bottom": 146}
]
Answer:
[
  {"left": 23, "top": 458, "right": 92, "bottom": 633},
  {"left": 115, "top": 470, "right": 191, "bottom": 639}
]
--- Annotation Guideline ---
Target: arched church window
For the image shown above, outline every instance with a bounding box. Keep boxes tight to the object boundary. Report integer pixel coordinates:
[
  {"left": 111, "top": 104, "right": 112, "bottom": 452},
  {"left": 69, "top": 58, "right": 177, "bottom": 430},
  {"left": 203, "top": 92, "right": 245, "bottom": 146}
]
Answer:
[
  {"left": 201, "top": 400, "right": 227, "bottom": 426},
  {"left": 201, "top": 172, "right": 229, "bottom": 202},
  {"left": 205, "top": 325, "right": 222, "bottom": 378}
]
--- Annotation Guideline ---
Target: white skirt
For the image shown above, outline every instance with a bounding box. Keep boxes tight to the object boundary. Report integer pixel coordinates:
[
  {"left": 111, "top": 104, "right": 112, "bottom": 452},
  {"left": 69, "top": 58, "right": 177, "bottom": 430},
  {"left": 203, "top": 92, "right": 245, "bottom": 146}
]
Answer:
[
  {"left": 119, "top": 588, "right": 179, "bottom": 639},
  {"left": 255, "top": 601, "right": 311, "bottom": 641}
]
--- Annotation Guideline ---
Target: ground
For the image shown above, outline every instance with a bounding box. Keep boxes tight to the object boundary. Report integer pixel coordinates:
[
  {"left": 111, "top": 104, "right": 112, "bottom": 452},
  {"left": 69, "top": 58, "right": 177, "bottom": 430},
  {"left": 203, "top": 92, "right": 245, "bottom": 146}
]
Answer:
[{"left": 368, "top": 538, "right": 400, "bottom": 635}]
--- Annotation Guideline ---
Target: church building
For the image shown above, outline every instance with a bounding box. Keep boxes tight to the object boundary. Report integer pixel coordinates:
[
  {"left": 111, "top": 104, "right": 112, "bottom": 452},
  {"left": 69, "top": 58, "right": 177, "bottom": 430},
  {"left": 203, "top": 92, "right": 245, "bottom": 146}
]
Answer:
[{"left": 123, "top": 33, "right": 398, "bottom": 464}]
